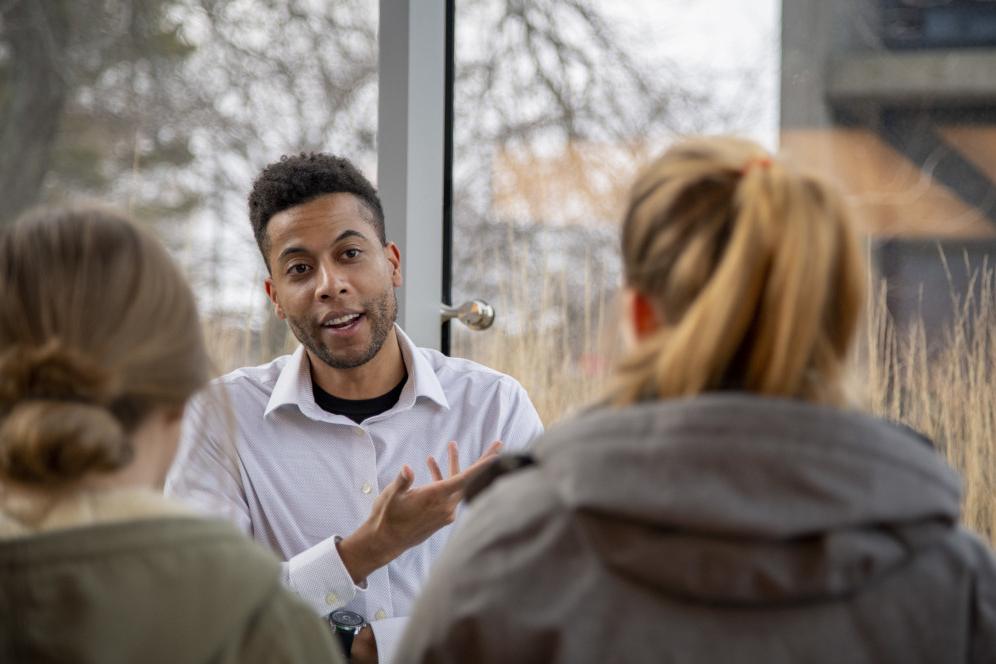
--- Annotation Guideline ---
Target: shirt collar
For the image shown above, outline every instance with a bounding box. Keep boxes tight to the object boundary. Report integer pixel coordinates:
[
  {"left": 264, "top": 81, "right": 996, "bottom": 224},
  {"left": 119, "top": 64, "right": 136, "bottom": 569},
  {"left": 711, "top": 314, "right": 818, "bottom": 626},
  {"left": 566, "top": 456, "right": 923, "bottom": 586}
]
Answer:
[
  {"left": 395, "top": 325, "right": 449, "bottom": 411},
  {"left": 264, "top": 324, "right": 449, "bottom": 420},
  {"left": 264, "top": 345, "right": 312, "bottom": 419}
]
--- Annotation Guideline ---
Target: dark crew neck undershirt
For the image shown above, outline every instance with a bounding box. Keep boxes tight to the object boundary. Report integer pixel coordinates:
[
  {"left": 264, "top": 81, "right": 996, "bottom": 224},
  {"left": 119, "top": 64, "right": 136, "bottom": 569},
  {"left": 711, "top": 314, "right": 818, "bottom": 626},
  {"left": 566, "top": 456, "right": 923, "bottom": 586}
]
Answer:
[{"left": 312, "top": 370, "right": 409, "bottom": 424}]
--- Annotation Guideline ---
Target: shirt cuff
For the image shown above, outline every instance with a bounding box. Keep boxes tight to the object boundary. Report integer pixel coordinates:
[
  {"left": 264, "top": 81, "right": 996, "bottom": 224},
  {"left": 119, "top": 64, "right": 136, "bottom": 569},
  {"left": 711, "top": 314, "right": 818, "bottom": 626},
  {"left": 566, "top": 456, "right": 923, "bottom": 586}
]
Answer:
[
  {"left": 286, "top": 534, "right": 366, "bottom": 614},
  {"left": 368, "top": 616, "right": 407, "bottom": 664}
]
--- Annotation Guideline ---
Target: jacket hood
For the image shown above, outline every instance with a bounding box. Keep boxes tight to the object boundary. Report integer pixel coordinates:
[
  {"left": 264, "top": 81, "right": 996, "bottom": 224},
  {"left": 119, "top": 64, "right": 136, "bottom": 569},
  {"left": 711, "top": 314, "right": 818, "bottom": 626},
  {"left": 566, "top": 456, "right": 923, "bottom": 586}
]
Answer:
[
  {"left": 0, "top": 516, "right": 283, "bottom": 663},
  {"left": 535, "top": 394, "right": 962, "bottom": 605}
]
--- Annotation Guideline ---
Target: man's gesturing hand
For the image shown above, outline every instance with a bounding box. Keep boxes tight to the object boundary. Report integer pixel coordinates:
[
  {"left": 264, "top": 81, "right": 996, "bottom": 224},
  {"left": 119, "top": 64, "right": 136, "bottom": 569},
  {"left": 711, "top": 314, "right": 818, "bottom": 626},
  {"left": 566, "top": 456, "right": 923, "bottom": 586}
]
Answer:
[{"left": 338, "top": 441, "right": 503, "bottom": 584}]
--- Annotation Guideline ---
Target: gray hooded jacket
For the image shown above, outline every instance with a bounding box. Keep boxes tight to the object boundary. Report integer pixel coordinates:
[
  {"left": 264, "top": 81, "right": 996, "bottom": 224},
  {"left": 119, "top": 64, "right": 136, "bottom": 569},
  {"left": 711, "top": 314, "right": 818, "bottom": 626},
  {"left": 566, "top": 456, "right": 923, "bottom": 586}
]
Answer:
[{"left": 398, "top": 395, "right": 996, "bottom": 663}]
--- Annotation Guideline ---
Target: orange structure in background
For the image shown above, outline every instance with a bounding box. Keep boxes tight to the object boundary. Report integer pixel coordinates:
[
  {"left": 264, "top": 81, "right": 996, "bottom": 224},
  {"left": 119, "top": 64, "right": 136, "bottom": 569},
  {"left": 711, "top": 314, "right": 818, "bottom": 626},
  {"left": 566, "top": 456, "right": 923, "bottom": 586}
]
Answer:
[
  {"left": 781, "top": 128, "right": 996, "bottom": 240},
  {"left": 490, "top": 141, "right": 655, "bottom": 229},
  {"left": 493, "top": 132, "right": 996, "bottom": 240}
]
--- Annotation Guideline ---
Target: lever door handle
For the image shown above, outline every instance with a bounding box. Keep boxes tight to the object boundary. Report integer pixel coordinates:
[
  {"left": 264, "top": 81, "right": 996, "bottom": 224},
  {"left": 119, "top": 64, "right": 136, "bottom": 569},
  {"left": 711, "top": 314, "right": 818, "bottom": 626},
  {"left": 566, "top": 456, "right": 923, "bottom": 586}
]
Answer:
[{"left": 440, "top": 299, "right": 495, "bottom": 331}]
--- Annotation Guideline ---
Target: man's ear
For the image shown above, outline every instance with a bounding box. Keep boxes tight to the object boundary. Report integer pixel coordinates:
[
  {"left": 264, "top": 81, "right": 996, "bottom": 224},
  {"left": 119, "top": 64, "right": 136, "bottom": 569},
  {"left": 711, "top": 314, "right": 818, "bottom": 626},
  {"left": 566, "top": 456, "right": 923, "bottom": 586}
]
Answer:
[
  {"left": 624, "top": 288, "right": 662, "bottom": 341},
  {"left": 385, "top": 242, "right": 403, "bottom": 288},
  {"left": 264, "top": 277, "right": 286, "bottom": 320}
]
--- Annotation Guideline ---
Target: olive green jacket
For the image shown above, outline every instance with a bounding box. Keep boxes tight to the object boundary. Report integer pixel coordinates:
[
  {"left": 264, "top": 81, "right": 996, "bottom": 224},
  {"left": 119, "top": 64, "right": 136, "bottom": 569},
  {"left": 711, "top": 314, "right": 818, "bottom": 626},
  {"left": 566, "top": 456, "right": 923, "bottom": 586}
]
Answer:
[{"left": 0, "top": 490, "right": 344, "bottom": 664}]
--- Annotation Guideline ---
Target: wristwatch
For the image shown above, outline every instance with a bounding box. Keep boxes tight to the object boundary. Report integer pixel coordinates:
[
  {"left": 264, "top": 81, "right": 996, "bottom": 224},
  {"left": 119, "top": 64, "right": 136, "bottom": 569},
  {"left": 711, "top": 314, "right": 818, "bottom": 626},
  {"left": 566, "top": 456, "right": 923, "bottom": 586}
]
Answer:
[{"left": 328, "top": 609, "right": 367, "bottom": 655}]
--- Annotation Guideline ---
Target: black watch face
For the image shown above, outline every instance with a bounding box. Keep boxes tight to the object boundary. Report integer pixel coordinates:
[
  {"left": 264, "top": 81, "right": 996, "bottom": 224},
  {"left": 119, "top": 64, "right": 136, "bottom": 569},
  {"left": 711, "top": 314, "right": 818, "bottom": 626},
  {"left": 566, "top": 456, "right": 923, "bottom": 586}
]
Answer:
[{"left": 329, "top": 609, "right": 365, "bottom": 628}]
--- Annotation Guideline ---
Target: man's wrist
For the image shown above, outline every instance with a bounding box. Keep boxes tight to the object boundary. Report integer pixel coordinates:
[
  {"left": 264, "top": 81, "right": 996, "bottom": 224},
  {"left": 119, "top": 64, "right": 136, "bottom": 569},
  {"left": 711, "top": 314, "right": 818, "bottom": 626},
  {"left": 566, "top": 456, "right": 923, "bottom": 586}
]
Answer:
[
  {"left": 350, "top": 624, "right": 378, "bottom": 664},
  {"left": 337, "top": 528, "right": 392, "bottom": 584}
]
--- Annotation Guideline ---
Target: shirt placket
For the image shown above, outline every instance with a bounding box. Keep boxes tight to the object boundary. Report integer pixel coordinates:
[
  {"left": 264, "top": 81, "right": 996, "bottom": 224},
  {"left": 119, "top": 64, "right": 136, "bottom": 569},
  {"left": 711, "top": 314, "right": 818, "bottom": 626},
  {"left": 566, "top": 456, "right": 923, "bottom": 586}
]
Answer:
[{"left": 351, "top": 422, "right": 394, "bottom": 624}]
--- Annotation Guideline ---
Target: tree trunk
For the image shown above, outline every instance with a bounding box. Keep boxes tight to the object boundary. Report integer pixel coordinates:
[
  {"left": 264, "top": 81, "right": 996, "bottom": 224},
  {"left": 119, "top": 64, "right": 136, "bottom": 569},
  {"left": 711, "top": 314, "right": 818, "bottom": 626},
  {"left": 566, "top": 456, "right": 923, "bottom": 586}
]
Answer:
[{"left": 0, "top": 1, "right": 71, "bottom": 224}]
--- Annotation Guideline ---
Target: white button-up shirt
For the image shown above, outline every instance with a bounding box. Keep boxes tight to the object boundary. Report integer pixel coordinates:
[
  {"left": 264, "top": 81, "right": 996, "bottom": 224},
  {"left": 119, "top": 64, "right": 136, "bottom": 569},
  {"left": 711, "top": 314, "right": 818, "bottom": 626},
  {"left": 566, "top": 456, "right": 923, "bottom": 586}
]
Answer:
[{"left": 165, "top": 326, "right": 543, "bottom": 663}]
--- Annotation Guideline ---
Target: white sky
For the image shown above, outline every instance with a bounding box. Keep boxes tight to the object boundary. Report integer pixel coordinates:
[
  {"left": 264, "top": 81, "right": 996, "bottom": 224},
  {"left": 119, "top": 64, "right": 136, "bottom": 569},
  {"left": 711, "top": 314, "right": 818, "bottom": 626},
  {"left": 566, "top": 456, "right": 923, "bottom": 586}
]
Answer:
[{"left": 600, "top": 0, "right": 781, "bottom": 147}]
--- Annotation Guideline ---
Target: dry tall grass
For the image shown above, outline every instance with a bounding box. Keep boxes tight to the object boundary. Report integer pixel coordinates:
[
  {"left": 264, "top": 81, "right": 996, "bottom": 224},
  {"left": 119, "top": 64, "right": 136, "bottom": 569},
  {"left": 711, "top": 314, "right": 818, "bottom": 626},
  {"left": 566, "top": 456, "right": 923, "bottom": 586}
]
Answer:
[
  {"left": 203, "top": 267, "right": 996, "bottom": 547},
  {"left": 863, "top": 267, "right": 996, "bottom": 544},
  {"left": 451, "top": 285, "right": 619, "bottom": 425},
  {"left": 453, "top": 270, "right": 996, "bottom": 546}
]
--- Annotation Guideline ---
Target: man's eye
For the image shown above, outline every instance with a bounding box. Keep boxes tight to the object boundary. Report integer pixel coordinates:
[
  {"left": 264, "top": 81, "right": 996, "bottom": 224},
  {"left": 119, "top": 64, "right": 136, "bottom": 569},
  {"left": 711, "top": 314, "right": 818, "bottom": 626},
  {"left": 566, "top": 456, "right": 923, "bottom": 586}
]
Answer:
[
  {"left": 343, "top": 248, "right": 362, "bottom": 260},
  {"left": 287, "top": 264, "right": 311, "bottom": 275}
]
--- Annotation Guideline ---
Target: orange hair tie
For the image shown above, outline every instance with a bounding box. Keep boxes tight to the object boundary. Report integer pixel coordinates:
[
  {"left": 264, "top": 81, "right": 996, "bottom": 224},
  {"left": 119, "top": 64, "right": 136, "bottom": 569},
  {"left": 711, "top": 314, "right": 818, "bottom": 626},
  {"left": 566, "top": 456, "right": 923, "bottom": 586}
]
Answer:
[{"left": 740, "top": 156, "right": 773, "bottom": 175}]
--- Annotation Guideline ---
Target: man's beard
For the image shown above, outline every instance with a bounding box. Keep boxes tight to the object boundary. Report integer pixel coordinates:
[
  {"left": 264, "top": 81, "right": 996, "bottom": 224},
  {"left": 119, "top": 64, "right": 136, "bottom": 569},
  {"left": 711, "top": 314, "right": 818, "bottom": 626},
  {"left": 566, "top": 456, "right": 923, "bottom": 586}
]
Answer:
[{"left": 288, "top": 287, "right": 398, "bottom": 370}]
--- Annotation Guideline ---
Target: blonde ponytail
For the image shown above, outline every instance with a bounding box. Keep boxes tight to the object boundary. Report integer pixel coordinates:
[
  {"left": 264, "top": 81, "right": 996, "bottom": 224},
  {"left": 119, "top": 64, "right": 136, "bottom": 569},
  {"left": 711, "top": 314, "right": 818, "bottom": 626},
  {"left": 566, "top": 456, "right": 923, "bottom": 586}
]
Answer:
[{"left": 613, "top": 136, "right": 865, "bottom": 407}]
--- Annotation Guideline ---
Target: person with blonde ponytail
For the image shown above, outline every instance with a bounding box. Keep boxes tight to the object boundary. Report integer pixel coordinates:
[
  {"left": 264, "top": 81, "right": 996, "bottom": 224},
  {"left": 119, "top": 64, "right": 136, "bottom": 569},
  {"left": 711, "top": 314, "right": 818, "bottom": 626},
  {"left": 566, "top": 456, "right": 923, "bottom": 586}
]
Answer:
[
  {"left": 0, "top": 206, "right": 344, "bottom": 663},
  {"left": 397, "top": 136, "right": 996, "bottom": 664}
]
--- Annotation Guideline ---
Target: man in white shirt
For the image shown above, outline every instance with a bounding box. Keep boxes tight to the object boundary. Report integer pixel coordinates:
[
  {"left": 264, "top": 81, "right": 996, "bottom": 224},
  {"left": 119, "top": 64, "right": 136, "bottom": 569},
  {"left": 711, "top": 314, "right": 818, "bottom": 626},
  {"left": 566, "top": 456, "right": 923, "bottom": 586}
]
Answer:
[{"left": 166, "top": 153, "right": 544, "bottom": 663}]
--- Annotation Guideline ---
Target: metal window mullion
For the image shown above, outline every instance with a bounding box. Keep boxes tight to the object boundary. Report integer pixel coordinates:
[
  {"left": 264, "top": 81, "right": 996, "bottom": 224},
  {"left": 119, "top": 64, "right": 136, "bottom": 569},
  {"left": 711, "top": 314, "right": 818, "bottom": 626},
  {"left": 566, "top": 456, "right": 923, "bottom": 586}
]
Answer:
[{"left": 378, "top": 0, "right": 447, "bottom": 350}]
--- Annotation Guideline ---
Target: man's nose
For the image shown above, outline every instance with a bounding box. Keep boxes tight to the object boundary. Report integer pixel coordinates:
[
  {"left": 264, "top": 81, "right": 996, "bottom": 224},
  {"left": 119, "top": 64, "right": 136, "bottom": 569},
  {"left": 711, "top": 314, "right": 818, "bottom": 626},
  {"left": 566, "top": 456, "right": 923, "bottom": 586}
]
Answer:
[{"left": 315, "top": 264, "right": 348, "bottom": 300}]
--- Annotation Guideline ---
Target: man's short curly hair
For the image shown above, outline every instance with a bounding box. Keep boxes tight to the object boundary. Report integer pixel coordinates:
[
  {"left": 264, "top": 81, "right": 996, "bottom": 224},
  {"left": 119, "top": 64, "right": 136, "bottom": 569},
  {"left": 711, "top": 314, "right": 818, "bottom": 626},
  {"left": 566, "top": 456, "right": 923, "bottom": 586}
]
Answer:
[{"left": 248, "top": 153, "right": 386, "bottom": 268}]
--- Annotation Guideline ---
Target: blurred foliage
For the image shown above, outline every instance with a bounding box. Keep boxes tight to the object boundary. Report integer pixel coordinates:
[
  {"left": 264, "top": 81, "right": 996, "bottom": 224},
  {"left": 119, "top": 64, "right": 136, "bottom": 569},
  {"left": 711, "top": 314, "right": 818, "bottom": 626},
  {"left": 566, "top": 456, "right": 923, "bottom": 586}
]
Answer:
[{"left": 0, "top": 0, "right": 200, "bottom": 224}]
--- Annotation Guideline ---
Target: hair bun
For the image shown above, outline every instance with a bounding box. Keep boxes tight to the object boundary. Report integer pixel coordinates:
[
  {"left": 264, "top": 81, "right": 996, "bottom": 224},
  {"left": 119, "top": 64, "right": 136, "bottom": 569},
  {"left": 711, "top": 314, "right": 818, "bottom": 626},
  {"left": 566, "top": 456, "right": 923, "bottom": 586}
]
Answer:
[
  {"left": 0, "top": 401, "right": 131, "bottom": 484},
  {"left": 0, "top": 341, "right": 121, "bottom": 408},
  {"left": 0, "top": 342, "right": 129, "bottom": 484}
]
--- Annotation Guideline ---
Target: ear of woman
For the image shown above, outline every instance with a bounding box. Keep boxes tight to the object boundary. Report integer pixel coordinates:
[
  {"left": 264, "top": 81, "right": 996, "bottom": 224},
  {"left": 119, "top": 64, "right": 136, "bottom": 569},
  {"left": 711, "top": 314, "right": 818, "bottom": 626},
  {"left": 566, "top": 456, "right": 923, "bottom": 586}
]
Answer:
[{"left": 623, "top": 288, "right": 663, "bottom": 343}]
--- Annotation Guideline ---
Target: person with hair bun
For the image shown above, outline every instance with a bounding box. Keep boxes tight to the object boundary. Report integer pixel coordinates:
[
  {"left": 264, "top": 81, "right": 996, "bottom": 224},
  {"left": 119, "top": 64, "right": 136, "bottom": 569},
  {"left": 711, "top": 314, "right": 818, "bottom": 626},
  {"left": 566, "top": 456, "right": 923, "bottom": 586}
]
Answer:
[
  {"left": 397, "top": 136, "right": 996, "bottom": 663},
  {"left": 0, "top": 206, "right": 344, "bottom": 663}
]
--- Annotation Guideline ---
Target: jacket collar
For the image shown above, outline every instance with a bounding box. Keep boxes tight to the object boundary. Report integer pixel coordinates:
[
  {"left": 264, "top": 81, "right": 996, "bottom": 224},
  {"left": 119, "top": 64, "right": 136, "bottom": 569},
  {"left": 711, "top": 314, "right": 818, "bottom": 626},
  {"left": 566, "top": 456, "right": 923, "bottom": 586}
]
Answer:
[
  {"left": 0, "top": 488, "right": 192, "bottom": 539},
  {"left": 536, "top": 393, "right": 962, "bottom": 537}
]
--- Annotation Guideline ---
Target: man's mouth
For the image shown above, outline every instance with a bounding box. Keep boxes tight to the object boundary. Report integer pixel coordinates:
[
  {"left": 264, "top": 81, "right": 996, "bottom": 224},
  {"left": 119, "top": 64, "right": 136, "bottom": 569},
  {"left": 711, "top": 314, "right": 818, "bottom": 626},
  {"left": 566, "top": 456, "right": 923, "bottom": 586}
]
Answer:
[{"left": 322, "top": 312, "right": 364, "bottom": 330}]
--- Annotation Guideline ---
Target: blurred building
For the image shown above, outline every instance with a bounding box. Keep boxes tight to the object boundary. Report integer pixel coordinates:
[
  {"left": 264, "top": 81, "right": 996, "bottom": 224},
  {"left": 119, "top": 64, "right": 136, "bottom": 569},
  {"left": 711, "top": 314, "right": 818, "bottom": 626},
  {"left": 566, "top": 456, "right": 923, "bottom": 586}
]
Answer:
[{"left": 783, "top": 0, "right": 996, "bottom": 333}]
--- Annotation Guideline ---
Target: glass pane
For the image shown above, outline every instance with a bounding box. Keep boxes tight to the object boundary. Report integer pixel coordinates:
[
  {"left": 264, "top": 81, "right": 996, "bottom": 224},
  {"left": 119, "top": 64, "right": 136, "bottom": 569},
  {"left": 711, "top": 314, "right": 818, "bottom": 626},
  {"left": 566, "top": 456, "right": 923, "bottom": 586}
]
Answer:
[
  {"left": 780, "top": 0, "right": 996, "bottom": 541},
  {"left": 0, "top": 0, "right": 379, "bottom": 372},
  {"left": 453, "top": 0, "right": 996, "bottom": 543},
  {"left": 450, "top": 1, "right": 779, "bottom": 423}
]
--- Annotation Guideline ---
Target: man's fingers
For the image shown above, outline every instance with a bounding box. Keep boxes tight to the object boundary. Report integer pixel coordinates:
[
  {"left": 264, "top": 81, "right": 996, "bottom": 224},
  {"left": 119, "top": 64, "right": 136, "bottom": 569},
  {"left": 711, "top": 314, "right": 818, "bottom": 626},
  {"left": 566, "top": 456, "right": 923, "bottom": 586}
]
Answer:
[
  {"left": 382, "top": 464, "right": 415, "bottom": 503},
  {"left": 448, "top": 441, "right": 459, "bottom": 477},
  {"left": 426, "top": 455, "right": 444, "bottom": 483},
  {"left": 482, "top": 440, "right": 503, "bottom": 458},
  {"left": 464, "top": 445, "right": 503, "bottom": 475},
  {"left": 416, "top": 471, "right": 470, "bottom": 498},
  {"left": 418, "top": 441, "right": 506, "bottom": 494}
]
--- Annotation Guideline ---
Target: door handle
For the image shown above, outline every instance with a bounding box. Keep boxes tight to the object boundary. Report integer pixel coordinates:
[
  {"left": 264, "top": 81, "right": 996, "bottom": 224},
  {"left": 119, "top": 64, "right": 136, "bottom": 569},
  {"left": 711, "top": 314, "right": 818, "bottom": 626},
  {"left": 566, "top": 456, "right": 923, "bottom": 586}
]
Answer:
[{"left": 440, "top": 299, "right": 495, "bottom": 331}]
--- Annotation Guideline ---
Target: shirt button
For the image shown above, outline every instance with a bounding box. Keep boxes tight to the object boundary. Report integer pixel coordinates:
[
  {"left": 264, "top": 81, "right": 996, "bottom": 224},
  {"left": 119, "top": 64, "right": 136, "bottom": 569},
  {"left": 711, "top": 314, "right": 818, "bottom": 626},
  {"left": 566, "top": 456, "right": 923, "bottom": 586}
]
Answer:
[
  {"left": 374, "top": 609, "right": 386, "bottom": 620},
  {"left": 325, "top": 592, "right": 339, "bottom": 606},
  {"left": 354, "top": 427, "right": 365, "bottom": 437},
  {"left": 361, "top": 482, "right": 372, "bottom": 495}
]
